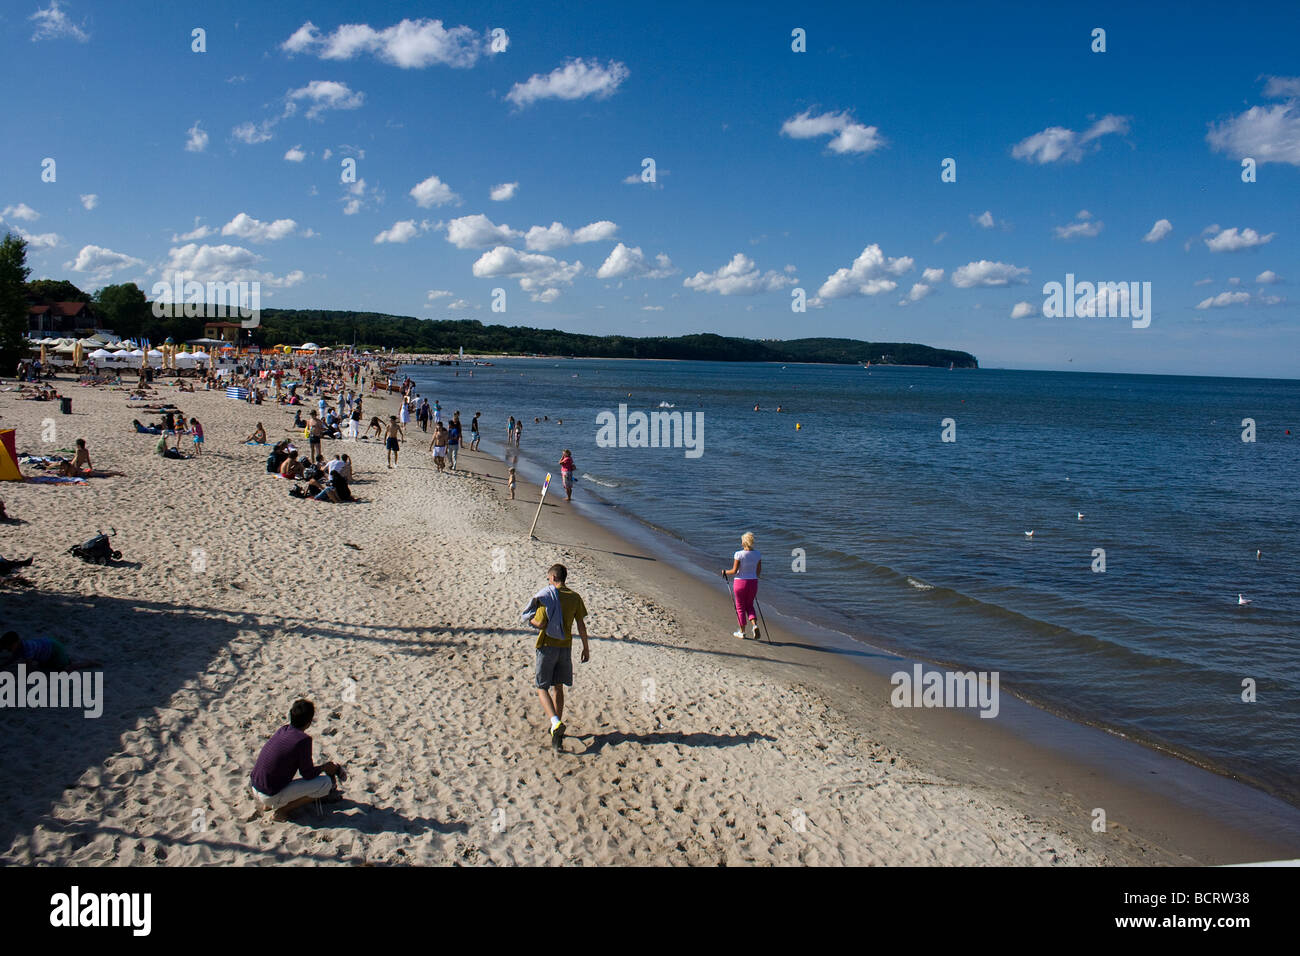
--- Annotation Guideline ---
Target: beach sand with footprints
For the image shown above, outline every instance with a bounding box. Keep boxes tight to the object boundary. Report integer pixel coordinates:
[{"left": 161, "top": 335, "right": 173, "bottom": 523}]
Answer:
[{"left": 0, "top": 374, "right": 1282, "bottom": 866}]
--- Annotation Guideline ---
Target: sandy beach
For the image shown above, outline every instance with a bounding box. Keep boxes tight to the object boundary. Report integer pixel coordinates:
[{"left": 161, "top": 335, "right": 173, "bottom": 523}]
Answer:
[{"left": 0, "top": 372, "right": 1293, "bottom": 866}]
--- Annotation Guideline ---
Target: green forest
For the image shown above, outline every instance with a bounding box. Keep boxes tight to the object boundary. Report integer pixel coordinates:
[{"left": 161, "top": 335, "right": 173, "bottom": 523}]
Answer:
[
  {"left": 252, "top": 310, "right": 980, "bottom": 368},
  {"left": 6, "top": 254, "right": 979, "bottom": 370}
]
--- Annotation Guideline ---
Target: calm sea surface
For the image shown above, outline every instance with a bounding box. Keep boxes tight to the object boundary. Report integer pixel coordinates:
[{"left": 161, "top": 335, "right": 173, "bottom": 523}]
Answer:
[{"left": 407, "top": 359, "right": 1300, "bottom": 804}]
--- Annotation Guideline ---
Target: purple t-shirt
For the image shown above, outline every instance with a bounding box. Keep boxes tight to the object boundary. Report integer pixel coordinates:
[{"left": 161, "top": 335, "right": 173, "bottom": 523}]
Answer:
[{"left": 250, "top": 725, "right": 321, "bottom": 796}]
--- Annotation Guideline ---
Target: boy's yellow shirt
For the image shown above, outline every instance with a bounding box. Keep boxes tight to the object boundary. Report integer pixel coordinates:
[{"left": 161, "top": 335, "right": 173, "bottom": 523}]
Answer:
[{"left": 533, "top": 585, "right": 588, "bottom": 649}]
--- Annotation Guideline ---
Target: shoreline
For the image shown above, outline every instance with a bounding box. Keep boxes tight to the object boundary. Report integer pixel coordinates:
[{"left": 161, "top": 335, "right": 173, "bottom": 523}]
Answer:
[
  {"left": 489, "top": 418, "right": 1299, "bottom": 817},
  {"left": 477, "top": 435, "right": 1300, "bottom": 864},
  {"left": 1, "top": 372, "right": 1296, "bottom": 864}
]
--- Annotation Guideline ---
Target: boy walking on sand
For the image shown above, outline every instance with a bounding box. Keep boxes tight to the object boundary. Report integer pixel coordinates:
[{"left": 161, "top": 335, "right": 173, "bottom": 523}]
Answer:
[{"left": 520, "top": 564, "right": 590, "bottom": 751}]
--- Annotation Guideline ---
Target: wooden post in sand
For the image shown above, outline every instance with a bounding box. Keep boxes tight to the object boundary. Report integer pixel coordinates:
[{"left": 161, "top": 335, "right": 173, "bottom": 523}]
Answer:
[{"left": 528, "top": 473, "right": 552, "bottom": 539}]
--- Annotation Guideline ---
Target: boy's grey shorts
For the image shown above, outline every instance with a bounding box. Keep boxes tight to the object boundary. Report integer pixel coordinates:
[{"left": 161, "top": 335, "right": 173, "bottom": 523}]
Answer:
[{"left": 535, "top": 645, "right": 573, "bottom": 688}]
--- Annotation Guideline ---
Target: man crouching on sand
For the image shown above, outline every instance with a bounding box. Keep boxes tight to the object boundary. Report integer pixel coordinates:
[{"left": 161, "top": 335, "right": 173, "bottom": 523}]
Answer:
[
  {"left": 520, "top": 564, "right": 590, "bottom": 751},
  {"left": 250, "top": 699, "right": 345, "bottom": 821}
]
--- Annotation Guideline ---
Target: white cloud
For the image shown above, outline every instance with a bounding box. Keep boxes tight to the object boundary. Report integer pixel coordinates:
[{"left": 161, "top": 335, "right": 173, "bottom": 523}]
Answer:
[
  {"left": 221, "top": 212, "right": 299, "bottom": 243},
  {"left": 1011, "top": 114, "right": 1129, "bottom": 163},
  {"left": 446, "top": 214, "right": 521, "bottom": 249},
  {"left": 921, "top": 267, "right": 945, "bottom": 284},
  {"left": 1054, "top": 213, "right": 1104, "bottom": 239},
  {"left": 1195, "top": 291, "right": 1252, "bottom": 309},
  {"left": 231, "top": 120, "right": 273, "bottom": 144},
  {"left": 780, "top": 109, "right": 884, "bottom": 155},
  {"left": 641, "top": 305, "right": 664, "bottom": 311},
  {"left": 506, "top": 58, "right": 630, "bottom": 108},
  {"left": 490, "top": 182, "right": 518, "bottom": 201},
  {"left": 17, "top": 230, "right": 60, "bottom": 250},
  {"left": 524, "top": 220, "right": 618, "bottom": 252},
  {"left": 185, "top": 121, "right": 209, "bottom": 152},
  {"left": 288, "top": 80, "right": 364, "bottom": 119},
  {"left": 1010, "top": 301, "right": 1039, "bottom": 319},
  {"left": 374, "top": 220, "right": 420, "bottom": 244},
  {"left": 79, "top": 194, "right": 98, "bottom": 210},
  {"left": 973, "top": 210, "right": 994, "bottom": 229},
  {"left": 66, "top": 244, "right": 144, "bottom": 279},
  {"left": 426, "top": 289, "right": 453, "bottom": 300},
  {"left": 341, "top": 179, "right": 368, "bottom": 216},
  {"left": 1207, "top": 78, "right": 1300, "bottom": 167},
  {"left": 161, "top": 243, "right": 306, "bottom": 289},
  {"left": 596, "top": 243, "right": 676, "bottom": 279},
  {"left": 1143, "top": 218, "right": 1172, "bottom": 243},
  {"left": 904, "top": 283, "right": 933, "bottom": 303},
  {"left": 30, "top": 1, "right": 88, "bottom": 42},
  {"left": 284, "top": 145, "right": 306, "bottom": 162},
  {"left": 1204, "top": 226, "right": 1276, "bottom": 252},
  {"left": 173, "top": 222, "right": 213, "bottom": 242},
  {"left": 1263, "top": 76, "right": 1300, "bottom": 99},
  {"left": 409, "top": 174, "right": 460, "bottom": 208},
  {"left": 951, "top": 260, "right": 1031, "bottom": 288},
  {"left": 1194, "top": 277, "right": 1214, "bottom": 286},
  {"left": 1228, "top": 276, "right": 1241, "bottom": 286},
  {"left": 2, "top": 203, "right": 40, "bottom": 222},
  {"left": 684, "top": 253, "right": 797, "bottom": 296},
  {"left": 281, "top": 18, "right": 492, "bottom": 69},
  {"left": 471, "top": 246, "right": 582, "bottom": 300},
  {"left": 1257, "top": 270, "right": 1281, "bottom": 284},
  {"left": 816, "top": 244, "right": 913, "bottom": 300}
]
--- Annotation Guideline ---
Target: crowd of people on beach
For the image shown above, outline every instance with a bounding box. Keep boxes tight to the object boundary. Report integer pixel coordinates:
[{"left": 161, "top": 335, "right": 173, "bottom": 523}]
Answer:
[{"left": 2, "top": 352, "right": 659, "bottom": 827}]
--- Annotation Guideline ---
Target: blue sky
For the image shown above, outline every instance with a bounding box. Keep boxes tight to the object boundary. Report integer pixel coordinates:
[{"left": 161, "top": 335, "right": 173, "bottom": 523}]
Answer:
[{"left": 1, "top": 0, "right": 1297, "bottom": 377}]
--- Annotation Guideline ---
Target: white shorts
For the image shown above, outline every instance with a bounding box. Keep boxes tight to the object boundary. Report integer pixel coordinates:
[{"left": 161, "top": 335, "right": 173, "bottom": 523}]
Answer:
[{"left": 251, "top": 774, "right": 332, "bottom": 811}]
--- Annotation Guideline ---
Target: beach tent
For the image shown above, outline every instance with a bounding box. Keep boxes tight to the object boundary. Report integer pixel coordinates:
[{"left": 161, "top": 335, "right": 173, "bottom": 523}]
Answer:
[{"left": 0, "top": 429, "right": 22, "bottom": 481}]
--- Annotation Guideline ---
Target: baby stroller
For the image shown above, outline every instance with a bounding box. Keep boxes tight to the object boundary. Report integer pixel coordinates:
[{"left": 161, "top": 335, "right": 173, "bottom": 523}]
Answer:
[{"left": 68, "top": 528, "right": 122, "bottom": 564}]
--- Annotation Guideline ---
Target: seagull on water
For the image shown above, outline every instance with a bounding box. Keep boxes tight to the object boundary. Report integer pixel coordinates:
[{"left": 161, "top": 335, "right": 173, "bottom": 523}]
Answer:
[
  {"left": 1077, "top": 512, "right": 1085, "bottom": 521},
  {"left": 1025, "top": 530, "right": 1035, "bottom": 538},
  {"left": 1238, "top": 594, "right": 1252, "bottom": 606}
]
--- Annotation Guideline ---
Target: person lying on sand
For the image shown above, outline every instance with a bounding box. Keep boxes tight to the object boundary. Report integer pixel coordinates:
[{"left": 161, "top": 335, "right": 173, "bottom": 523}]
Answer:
[
  {"left": 133, "top": 419, "right": 163, "bottom": 434},
  {"left": 0, "top": 556, "right": 34, "bottom": 576},
  {"left": 1, "top": 631, "right": 70, "bottom": 670},
  {"left": 249, "top": 699, "right": 345, "bottom": 822}
]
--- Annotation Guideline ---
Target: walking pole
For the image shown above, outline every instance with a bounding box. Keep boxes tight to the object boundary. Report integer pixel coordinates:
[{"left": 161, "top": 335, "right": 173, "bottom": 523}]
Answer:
[
  {"left": 755, "top": 597, "right": 771, "bottom": 643},
  {"left": 721, "top": 570, "right": 741, "bottom": 636},
  {"left": 528, "top": 473, "right": 552, "bottom": 540}
]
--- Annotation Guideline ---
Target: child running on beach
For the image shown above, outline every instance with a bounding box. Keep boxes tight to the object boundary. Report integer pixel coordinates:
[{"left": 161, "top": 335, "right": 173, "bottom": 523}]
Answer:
[
  {"left": 507, "top": 466, "right": 516, "bottom": 499},
  {"left": 189, "top": 418, "right": 204, "bottom": 456},
  {"left": 519, "top": 564, "right": 590, "bottom": 751}
]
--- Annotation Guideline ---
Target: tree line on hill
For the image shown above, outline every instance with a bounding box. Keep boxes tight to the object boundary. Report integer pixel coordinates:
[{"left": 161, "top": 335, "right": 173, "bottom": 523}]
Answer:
[{"left": 0, "top": 235, "right": 977, "bottom": 372}]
